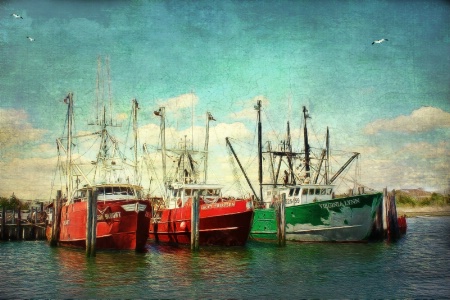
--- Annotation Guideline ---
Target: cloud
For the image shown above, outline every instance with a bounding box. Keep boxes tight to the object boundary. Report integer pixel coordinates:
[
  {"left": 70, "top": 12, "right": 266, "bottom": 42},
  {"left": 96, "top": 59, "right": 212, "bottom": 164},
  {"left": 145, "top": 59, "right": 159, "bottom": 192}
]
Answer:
[
  {"left": 228, "top": 95, "right": 270, "bottom": 120},
  {"left": 364, "top": 106, "right": 450, "bottom": 134},
  {"left": 156, "top": 93, "right": 198, "bottom": 114},
  {"left": 0, "top": 108, "right": 47, "bottom": 155},
  {"left": 0, "top": 156, "right": 58, "bottom": 200}
]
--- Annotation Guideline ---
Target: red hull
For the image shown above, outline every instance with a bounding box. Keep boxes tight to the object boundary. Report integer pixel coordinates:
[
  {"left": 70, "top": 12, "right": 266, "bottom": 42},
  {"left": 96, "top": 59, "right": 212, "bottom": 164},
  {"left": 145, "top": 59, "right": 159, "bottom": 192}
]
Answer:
[
  {"left": 53, "top": 200, "right": 151, "bottom": 251},
  {"left": 149, "top": 199, "right": 254, "bottom": 246}
]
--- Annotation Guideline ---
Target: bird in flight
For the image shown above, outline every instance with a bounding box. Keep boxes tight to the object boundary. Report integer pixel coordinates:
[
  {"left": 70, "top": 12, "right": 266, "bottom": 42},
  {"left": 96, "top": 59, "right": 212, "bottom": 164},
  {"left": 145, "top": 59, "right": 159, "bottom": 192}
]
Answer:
[
  {"left": 26, "top": 36, "right": 35, "bottom": 42},
  {"left": 11, "top": 13, "right": 23, "bottom": 19},
  {"left": 372, "top": 38, "right": 388, "bottom": 45}
]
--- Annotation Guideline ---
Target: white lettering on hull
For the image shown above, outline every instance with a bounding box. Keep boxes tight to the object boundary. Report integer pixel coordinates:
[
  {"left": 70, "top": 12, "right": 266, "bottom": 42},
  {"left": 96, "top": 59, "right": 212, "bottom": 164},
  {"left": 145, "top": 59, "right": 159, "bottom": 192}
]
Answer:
[{"left": 318, "top": 198, "right": 360, "bottom": 209}]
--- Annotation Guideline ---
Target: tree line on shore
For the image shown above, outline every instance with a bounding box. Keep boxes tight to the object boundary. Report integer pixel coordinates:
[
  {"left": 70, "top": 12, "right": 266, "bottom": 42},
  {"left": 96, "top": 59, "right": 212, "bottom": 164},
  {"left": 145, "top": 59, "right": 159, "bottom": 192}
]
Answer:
[{"left": 396, "top": 190, "right": 449, "bottom": 207}]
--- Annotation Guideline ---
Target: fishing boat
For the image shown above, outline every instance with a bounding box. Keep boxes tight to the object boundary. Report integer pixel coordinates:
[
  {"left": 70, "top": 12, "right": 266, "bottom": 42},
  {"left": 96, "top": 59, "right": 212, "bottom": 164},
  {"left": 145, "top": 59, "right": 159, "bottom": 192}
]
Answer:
[
  {"left": 229, "top": 101, "right": 382, "bottom": 242},
  {"left": 46, "top": 58, "right": 151, "bottom": 251},
  {"left": 147, "top": 108, "right": 254, "bottom": 246}
]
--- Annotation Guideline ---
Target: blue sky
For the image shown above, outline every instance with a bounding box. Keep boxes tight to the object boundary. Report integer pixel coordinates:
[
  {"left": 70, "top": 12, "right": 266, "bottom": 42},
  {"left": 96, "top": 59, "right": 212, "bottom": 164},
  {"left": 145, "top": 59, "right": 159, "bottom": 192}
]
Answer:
[{"left": 0, "top": 0, "right": 449, "bottom": 200}]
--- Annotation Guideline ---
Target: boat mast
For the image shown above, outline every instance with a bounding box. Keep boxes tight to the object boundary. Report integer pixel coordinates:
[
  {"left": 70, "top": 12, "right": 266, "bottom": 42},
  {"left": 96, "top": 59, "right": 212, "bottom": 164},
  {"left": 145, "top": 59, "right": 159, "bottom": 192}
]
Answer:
[
  {"left": 325, "top": 127, "right": 330, "bottom": 184},
  {"left": 286, "top": 121, "right": 295, "bottom": 184},
  {"left": 255, "top": 100, "right": 263, "bottom": 203},
  {"left": 154, "top": 107, "right": 166, "bottom": 187},
  {"left": 303, "top": 106, "right": 310, "bottom": 179},
  {"left": 132, "top": 99, "right": 139, "bottom": 183},
  {"left": 66, "top": 93, "right": 73, "bottom": 198},
  {"left": 203, "top": 112, "right": 215, "bottom": 183}
]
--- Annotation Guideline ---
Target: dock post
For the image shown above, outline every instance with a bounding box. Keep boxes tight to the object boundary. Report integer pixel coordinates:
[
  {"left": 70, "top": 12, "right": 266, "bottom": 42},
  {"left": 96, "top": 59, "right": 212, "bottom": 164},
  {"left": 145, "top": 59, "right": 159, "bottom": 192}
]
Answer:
[
  {"left": 17, "top": 205, "right": 22, "bottom": 241},
  {"left": 90, "top": 188, "right": 97, "bottom": 257},
  {"left": 1, "top": 206, "right": 6, "bottom": 241},
  {"left": 387, "top": 189, "right": 400, "bottom": 241},
  {"left": 50, "top": 190, "right": 61, "bottom": 246},
  {"left": 86, "top": 189, "right": 93, "bottom": 256},
  {"left": 191, "top": 191, "right": 200, "bottom": 251},
  {"left": 382, "top": 188, "right": 388, "bottom": 238},
  {"left": 277, "top": 193, "right": 286, "bottom": 246}
]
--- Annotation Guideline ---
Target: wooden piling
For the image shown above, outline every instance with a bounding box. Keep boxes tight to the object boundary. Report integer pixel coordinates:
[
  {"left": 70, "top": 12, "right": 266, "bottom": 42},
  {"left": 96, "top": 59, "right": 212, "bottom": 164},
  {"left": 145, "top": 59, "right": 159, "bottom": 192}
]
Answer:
[
  {"left": 1, "top": 206, "right": 6, "bottom": 241},
  {"left": 17, "top": 207, "right": 22, "bottom": 241},
  {"left": 86, "top": 189, "right": 92, "bottom": 256},
  {"left": 90, "top": 189, "right": 97, "bottom": 257},
  {"left": 277, "top": 193, "right": 286, "bottom": 246},
  {"left": 191, "top": 191, "right": 200, "bottom": 251},
  {"left": 50, "top": 190, "right": 62, "bottom": 247}
]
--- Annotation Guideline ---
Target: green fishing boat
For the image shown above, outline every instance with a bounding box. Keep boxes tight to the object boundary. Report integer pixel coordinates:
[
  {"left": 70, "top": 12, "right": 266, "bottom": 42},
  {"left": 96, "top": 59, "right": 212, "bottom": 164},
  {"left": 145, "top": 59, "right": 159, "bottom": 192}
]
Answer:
[{"left": 228, "top": 101, "right": 382, "bottom": 242}]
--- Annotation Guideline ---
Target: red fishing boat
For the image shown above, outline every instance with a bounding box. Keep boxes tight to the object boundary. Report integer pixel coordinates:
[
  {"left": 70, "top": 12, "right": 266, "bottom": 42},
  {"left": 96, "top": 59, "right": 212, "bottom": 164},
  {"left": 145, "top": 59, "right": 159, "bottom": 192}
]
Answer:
[
  {"left": 47, "top": 59, "right": 151, "bottom": 251},
  {"left": 147, "top": 108, "right": 254, "bottom": 246}
]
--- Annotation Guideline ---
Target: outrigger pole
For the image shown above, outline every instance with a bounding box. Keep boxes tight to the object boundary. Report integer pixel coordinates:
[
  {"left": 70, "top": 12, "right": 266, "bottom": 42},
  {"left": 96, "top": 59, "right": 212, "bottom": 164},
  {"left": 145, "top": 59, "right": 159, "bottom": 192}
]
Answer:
[
  {"left": 226, "top": 137, "right": 260, "bottom": 202},
  {"left": 329, "top": 152, "right": 360, "bottom": 184}
]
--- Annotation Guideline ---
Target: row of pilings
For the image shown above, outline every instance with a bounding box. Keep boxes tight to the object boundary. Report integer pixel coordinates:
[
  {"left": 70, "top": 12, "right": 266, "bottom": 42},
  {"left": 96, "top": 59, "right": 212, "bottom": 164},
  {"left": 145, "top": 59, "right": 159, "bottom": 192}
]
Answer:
[{"left": 1, "top": 206, "right": 47, "bottom": 241}]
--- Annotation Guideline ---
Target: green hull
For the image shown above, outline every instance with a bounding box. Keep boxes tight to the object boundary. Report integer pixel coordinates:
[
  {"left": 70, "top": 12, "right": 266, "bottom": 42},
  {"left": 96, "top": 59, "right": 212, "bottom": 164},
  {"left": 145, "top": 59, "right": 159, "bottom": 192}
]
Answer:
[{"left": 250, "top": 193, "right": 382, "bottom": 242}]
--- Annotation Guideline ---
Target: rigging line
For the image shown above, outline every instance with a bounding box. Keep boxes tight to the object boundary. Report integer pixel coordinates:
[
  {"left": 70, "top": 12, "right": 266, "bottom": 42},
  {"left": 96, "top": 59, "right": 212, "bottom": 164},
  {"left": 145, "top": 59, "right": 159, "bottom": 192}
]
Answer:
[
  {"left": 262, "top": 109, "right": 282, "bottom": 145},
  {"left": 144, "top": 149, "right": 165, "bottom": 197}
]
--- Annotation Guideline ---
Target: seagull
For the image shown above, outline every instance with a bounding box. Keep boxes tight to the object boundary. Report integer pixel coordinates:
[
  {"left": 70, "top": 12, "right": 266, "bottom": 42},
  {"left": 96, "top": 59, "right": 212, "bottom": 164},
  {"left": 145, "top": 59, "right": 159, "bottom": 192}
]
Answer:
[
  {"left": 26, "top": 36, "right": 35, "bottom": 42},
  {"left": 372, "top": 38, "right": 388, "bottom": 45},
  {"left": 11, "top": 13, "right": 23, "bottom": 19}
]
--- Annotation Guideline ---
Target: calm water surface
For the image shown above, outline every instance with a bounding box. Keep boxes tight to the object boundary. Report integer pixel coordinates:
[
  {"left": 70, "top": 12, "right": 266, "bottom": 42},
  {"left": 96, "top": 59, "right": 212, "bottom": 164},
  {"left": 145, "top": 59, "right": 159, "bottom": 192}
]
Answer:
[{"left": 1, "top": 217, "right": 449, "bottom": 299}]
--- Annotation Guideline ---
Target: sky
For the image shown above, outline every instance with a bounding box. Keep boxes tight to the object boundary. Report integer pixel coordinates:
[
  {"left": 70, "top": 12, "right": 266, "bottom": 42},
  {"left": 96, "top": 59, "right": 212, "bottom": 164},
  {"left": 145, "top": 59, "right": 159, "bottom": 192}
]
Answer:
[{"left": 0, "top": 0, "right": 449, "bottom": 201}]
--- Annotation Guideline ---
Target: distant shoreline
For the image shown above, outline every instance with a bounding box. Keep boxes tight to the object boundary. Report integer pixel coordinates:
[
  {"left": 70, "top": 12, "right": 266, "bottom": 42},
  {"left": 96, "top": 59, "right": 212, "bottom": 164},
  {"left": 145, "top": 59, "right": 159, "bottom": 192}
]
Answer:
[{"left": 397, "top": 205, "right": 450, "bottom": 217}]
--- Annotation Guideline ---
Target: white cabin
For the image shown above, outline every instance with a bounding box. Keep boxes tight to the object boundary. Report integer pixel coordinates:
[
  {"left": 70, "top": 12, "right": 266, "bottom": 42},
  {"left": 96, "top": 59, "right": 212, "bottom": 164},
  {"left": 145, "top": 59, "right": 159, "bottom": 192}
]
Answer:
[{"left": 262, "top": 184, "right": 335, "bottom": 208}]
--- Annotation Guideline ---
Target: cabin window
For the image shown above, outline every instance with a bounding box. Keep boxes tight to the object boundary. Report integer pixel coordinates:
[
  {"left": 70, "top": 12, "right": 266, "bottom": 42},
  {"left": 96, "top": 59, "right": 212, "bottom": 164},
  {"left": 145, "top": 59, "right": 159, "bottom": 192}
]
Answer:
[
  {"left": 327, "top": 188, "right": 332, "bottom": 195},
  {"left": 302, "top": 189, "right": 308, "bottom": 195},
  {"left": 289, "top": 189, "right": 294, "bottom": 196},
  {"left": 207, "top": 189, "right": 216, "bottom": 196},
  {"left": 294, "top": 188, "right": 300, "bottom": 196},
  {"left": 185, "top": 189, "right": 192, "bottom": 196},
  {"left": 104, "top": 187, "right": 113, "bottom": 195},
  {"left": 309, "top": 189, "right": 315, "bottom": 195},
  {"left": 321, "top": 189, "right": 326, "bottom": 195},
  {"left": 315, "top": 189, "right": 320, "bottom": 195}
]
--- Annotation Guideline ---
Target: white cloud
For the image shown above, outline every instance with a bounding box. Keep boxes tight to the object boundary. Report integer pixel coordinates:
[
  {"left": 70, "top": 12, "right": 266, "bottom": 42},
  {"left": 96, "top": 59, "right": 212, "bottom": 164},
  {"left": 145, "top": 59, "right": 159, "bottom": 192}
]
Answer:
[
  {"left": 364, "top": 106, "right": 450, "bottom": 134},
  {"left": 0, "top": 109, "right": 47, "bottom": 149},
  {"left": 228, "top": 95, "right": 270, "bottom": 120},
  {"left": 0, "top": 156, "right": 58, "bottom": 200}
]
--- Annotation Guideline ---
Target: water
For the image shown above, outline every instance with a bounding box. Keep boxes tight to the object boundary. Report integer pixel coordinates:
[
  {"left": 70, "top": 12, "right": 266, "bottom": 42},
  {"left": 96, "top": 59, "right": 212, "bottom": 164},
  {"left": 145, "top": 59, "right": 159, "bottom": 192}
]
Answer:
[{"left": 1, "top": 217, "right": 449, "bottom": 299}]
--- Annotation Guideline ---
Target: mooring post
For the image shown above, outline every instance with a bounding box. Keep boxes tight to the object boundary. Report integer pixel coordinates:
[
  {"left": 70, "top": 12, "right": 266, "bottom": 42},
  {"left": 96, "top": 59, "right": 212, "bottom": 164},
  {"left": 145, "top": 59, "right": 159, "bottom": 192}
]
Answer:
[
  {"left": 382, "top": 188, "right": 388, "bottom": 238},
  {"left": 86, "top": 189, "right": 93, "bottom": 256},
  {"left": 51, "top": 190, "right": 61, "bottom": 247},
  {"left": 17, "top": 205, "right": 22, "bottom": 241},
  {"left": 277, "top": 193, "right": 286, "bottom": 246},
  {"left": 191, "top": 191, "right": 200, "bottom": 251},
  {"left": 388, "top": 189, "right": 400, "bottom": 241},
  {"left": 1, "top": 206, "right": 6, "bottom": 241},
  {"left": 90, "top": 188, "right": 97, "bottom": 257}
]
